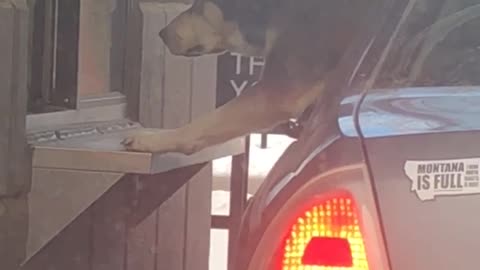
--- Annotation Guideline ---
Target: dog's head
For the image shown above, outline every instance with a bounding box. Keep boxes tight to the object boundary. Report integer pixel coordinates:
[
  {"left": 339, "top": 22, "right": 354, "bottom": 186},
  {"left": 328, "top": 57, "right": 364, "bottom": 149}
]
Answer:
[{"left": 159, "top": 0, "right": 267, "bottom": 57}]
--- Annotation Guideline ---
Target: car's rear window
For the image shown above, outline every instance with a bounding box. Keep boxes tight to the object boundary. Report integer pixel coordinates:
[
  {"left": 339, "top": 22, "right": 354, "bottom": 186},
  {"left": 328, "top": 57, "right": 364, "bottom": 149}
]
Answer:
[{"left": 374, "top": 0, "right": 480, "bottom": 89}]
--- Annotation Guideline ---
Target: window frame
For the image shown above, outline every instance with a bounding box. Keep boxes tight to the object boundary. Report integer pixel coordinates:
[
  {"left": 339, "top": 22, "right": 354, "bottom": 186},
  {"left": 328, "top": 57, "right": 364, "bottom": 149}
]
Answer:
[{"left": 27, "top": 0, "right": 134, "bottom": 131}]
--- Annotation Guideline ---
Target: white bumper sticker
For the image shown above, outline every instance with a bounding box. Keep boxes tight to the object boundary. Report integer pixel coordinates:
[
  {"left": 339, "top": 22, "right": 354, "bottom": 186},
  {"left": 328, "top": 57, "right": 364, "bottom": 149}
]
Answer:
[{"left": 404, "top": 158, "right": 480, "bottom": 201}]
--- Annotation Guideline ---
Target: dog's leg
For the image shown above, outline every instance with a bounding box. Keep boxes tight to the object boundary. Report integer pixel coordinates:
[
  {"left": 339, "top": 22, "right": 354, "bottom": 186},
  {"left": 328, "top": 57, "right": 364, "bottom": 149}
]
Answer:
[
  {"left": 123, "top": 34, "right": 328, "bottom": 154},
  {"left": 122, "top": 79, "right": 323, "bottom": 154},
  {"left": 181, "top": 79, "right": 324, "bottom": 152}
]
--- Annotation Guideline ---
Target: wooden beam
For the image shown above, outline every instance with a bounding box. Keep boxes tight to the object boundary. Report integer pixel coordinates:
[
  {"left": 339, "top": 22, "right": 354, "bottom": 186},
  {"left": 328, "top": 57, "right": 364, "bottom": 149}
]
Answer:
[
  {"left": 184, "top": 44, "right": 218, "bottom": 270},
  {"left": 0, "top": 0, "right": 32, "bottom": 196},
  {"left": 145, "top": 4, "right": 192, "bottom": 269},
  {"left": 0, "top": 1, "right": 33, "bottom": 269},
  {"left": 132, "top": 3, "right": 216, "bottom": 270},
  {"left": 20, "top": 207, "right": 92, "bottom": 270},
  {"left": 90, "top": 179, "right": 131, "bottom": 270}
]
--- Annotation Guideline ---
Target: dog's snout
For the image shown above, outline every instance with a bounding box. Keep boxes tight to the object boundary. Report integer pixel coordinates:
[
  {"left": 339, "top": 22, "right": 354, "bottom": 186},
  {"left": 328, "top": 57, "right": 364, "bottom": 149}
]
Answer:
[{"left": 158, "top": 29, "right": 167, "bottom": 40}]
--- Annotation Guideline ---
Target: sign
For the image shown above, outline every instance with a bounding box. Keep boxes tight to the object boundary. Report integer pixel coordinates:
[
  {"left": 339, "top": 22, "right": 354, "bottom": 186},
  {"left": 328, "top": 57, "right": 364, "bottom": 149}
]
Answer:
[
  {"left": 404, "top": 158, "right": 480, "bottom": 201},
  {"left": 216, "top": 52, "right": 265, "bottom": 108}
]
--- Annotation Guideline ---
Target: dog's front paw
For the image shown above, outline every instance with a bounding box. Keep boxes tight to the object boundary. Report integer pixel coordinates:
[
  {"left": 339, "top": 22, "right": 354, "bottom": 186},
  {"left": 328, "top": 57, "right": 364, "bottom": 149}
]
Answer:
[{"left": 121, "top": 129, "right": 179, "bottom": 154}]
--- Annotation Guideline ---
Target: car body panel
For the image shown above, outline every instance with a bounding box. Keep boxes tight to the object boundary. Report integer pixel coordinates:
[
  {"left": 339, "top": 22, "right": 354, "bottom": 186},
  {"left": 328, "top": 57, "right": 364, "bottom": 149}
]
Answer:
[
  {"left": 364, "top": 131, "right": 480, "bottom": 270},
  {"left": 356, "top": 86, "right": 480, "bottom": 270},
  {"left": 234, "top": 85, "right": 480, "bottom": 270},
  {"left": 350, "top": 86, "right": 480, "bottom": 270}
]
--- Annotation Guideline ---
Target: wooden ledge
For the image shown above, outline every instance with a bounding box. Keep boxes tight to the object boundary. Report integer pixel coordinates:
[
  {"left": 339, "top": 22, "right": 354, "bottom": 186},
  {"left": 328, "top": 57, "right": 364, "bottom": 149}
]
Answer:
[{"left": 30, "top": 120, "right": 245, "bottom": 174}]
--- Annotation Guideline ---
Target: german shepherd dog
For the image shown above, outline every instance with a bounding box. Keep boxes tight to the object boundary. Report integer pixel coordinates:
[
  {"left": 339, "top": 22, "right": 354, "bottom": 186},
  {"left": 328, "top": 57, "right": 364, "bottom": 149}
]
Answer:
[{"left": 122, "top": 0, "right": 374, "bottom": 154}]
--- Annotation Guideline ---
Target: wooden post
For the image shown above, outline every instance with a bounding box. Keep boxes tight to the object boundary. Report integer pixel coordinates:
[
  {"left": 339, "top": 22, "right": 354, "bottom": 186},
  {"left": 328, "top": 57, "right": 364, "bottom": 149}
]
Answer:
[
  {"left": 0, "top": 1, "right": 33, "bottom": 269},
  {"left": 260, "top": 133, "right": 268, "bottom": 149},
  {"left": 0, "top": 0, "right": 33, "bottom": 196},
  {"left": 130, "top": 3, "right": 215, "bottom": 270}
]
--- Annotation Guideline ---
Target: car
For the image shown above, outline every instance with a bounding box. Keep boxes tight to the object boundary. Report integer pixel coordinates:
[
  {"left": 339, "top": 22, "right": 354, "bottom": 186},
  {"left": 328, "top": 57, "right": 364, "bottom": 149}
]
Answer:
[{"left": 231, "top": 0, "right": 480, "bottom": 269}]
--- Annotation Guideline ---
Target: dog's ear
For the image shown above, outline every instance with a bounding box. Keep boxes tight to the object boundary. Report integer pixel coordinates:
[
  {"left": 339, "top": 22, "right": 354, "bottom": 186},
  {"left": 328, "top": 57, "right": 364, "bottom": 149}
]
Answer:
[{"left": 202, "top": 2, "right": 225, "bottom": 27}]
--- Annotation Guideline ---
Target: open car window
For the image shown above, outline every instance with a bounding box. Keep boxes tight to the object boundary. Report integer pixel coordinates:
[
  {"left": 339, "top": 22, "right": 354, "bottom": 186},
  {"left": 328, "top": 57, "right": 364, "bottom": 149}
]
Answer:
[
  {"left": 302, "top": 0, "right": 480, "bottom": 140},
  {"left": 374, "top": 0, "right": 480, "bottom": 89}
]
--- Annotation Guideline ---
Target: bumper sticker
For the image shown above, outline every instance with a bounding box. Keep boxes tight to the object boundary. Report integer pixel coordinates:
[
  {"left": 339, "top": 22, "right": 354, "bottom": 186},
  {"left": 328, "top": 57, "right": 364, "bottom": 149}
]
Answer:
[{"left": 404, "top": 158, "right": 480, "bottom": 201}]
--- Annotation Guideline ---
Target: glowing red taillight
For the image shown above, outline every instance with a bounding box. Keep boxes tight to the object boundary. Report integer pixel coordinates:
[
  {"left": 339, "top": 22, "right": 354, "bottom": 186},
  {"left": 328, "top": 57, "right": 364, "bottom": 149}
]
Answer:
[
  {"left": 302, "top": 236, "right": 353, "bottom": 267},
  {"left": 274, "top": 192, "right": 369, "bottom": 270}
]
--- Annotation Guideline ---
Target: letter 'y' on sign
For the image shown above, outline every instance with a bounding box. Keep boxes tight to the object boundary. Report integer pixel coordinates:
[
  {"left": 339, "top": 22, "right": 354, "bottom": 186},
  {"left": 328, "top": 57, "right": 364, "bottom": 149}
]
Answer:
[{"left": 404, "top": 158, "right": 480, "bottom": 201}]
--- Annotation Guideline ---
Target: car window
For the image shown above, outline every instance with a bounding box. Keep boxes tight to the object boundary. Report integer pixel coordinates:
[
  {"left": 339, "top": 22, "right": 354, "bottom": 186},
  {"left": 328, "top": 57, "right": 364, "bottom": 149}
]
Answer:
[
  {"left": 374, "top": 0, "right": 480, "bottom": 89},
  {"left": 302, "top": 0, "right": 480, "bottom": 140},
  {"left": 300, "top": 0, "right": 412, "bottom": 137}
]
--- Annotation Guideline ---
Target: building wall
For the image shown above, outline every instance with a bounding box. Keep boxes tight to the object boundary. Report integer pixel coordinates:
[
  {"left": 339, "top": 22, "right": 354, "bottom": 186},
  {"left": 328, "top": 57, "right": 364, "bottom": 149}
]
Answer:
[
  {"left": 1, "top": 1, "right": 219, "bottom": 270},
  {"left": 0, "top": 1, "right": 33, "bottom": 269}
]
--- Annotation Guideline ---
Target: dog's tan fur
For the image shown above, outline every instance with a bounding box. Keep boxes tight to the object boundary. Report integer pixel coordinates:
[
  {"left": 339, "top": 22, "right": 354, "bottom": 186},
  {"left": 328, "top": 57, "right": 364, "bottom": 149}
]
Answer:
[{"left": 123, "top": 0, "right": 374, "bottom": 154}]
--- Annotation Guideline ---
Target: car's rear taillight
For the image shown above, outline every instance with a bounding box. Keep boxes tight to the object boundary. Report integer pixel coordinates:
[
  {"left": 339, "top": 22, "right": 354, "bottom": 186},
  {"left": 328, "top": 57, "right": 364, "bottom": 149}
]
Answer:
[{"left": 272, "top": 192, "right": 369, "bottom": 270}]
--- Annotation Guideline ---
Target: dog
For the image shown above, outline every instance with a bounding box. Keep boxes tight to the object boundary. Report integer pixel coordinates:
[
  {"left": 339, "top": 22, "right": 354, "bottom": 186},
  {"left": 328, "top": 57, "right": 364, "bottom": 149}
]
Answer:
[{"left": 122, "top": 0, "right": 375, "bottom": 154}]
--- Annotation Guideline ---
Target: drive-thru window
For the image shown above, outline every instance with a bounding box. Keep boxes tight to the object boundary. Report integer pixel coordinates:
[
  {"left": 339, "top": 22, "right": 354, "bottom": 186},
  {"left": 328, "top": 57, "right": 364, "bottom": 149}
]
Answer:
[{"left": 2, "top": 1, "right": 246, "bottom": 269}]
